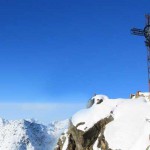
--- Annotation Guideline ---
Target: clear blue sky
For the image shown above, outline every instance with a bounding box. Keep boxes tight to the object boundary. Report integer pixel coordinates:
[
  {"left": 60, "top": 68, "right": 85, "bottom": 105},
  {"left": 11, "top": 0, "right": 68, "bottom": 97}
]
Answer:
[{"left": 0, "top": 0, "right": 150, "bottom": 103}]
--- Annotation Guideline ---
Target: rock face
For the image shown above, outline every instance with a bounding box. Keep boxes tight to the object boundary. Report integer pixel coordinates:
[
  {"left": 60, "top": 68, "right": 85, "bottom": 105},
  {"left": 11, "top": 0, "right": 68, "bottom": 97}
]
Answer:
[
  {"left": 55, "top": 94, "right": 150, "bottom": 150},
  {"left": 56, "top": 116, "right": 113, "bottom": 150}
]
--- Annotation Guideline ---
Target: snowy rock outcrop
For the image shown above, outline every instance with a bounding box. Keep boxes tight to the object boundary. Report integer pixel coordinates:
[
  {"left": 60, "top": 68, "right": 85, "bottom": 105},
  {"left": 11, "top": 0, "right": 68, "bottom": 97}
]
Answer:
[
  {"left": 55, "top": 94, "right": 150, "bottom": 150},
  {"left": 0, "top": 118, "right": 68, "bottom": 150}
]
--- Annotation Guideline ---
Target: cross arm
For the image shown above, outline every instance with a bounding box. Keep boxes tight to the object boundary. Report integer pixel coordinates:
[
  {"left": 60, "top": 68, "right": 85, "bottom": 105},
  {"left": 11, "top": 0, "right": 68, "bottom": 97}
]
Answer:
[{"left": 131, "top": 28, "right": 144, "bottom": 36}]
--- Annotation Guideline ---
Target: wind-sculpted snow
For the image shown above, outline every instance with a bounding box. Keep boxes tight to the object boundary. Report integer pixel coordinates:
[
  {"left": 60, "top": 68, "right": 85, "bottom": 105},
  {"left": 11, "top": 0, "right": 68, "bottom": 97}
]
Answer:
[
  {"left": 104, "top": 98, "right": 150, "bottom": 150},
  {"left": 0, "top": 118, "right": 68, "bottom": 150},
  {"left": 72, "top": 95, "right": 123, "bottom": 131}
]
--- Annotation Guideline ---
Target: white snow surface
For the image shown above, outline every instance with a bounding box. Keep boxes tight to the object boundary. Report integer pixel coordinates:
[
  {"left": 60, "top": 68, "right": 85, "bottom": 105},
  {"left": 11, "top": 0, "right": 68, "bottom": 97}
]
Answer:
[
  {"left": 71, "top": 94, "right": 150, "bottom": 150},
  {"left": 0, "top": 118, "right": 68, "bottom": 150}
]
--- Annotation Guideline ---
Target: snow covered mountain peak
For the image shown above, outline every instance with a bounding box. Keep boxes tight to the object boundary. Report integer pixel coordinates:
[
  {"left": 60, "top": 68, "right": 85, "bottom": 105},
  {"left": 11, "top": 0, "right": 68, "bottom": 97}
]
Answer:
[
  {"left": 0, "top": 117, "right": 8, "bottom": 127},
  {"left": 56, "top": 94, "right": 150, "bottom": 150}
]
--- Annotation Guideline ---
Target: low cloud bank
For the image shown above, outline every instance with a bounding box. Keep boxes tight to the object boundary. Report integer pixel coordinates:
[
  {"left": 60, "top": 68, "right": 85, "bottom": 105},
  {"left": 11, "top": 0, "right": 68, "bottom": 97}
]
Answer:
[{"left": 0, "top": 102, "right": 85, "bottom": 124}]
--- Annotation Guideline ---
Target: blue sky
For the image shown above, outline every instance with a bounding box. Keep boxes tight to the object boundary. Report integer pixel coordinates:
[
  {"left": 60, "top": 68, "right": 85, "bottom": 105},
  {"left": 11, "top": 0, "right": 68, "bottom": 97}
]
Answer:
[{"left": 0, "top": 0, "right": 150, "bottom": 122}]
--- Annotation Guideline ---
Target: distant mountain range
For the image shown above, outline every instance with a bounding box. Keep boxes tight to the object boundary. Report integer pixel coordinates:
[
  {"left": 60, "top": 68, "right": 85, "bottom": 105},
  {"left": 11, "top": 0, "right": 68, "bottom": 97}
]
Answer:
[{"left": 0, "top": 118, "right": 68, "bottom": 150}]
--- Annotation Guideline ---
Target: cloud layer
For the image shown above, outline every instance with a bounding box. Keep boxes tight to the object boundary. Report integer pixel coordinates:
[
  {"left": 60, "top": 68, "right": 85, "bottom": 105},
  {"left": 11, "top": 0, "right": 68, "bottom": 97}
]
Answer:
[{"left": 0, "top": 102, "right": 85, "bottom": 124}]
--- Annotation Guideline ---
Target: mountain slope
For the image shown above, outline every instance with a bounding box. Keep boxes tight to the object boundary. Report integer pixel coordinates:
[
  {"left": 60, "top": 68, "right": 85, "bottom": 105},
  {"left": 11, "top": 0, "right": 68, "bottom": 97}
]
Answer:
[{"left": 55, "top": 94, "right": 150, "bottom": 150}]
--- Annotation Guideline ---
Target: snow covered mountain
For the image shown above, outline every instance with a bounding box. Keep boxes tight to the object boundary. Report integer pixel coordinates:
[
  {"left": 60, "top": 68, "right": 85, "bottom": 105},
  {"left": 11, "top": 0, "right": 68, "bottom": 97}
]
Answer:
[
  {"left": 0, "top": 118, "right": 68, "bottom": 150},
  {"left": 55, "top": 94, "right": 150, "bottom": 150}
]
